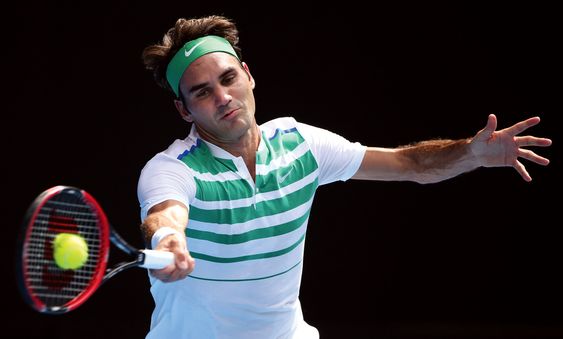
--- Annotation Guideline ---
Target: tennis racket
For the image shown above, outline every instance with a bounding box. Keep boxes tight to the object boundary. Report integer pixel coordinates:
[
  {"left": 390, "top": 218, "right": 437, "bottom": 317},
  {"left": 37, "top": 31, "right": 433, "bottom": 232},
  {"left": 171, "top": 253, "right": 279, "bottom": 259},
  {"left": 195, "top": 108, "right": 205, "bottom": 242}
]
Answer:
[{"left": 16, "top": 185, "right": 175, "bottom": 314}]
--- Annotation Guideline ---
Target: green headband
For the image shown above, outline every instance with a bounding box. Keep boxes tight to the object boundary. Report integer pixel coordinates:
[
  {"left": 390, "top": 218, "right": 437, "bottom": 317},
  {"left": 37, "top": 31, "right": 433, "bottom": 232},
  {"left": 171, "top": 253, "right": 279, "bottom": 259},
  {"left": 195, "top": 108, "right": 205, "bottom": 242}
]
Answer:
[{"left": 166, "top": 35, "right": 239, "bottom": 97}]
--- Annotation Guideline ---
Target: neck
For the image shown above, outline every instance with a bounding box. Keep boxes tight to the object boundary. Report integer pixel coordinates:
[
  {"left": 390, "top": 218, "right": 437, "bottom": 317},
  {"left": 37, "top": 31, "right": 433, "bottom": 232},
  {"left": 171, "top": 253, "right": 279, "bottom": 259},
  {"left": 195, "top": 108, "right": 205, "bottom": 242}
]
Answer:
[
  {"left": 196, "top": 123, "right": 260, "bottom": 178},
  {"left": 220, "top": 123, "right": 260, "bottom": 160},
  {"left": 221, "top": 124, "right": 260, "bottom": 181}
]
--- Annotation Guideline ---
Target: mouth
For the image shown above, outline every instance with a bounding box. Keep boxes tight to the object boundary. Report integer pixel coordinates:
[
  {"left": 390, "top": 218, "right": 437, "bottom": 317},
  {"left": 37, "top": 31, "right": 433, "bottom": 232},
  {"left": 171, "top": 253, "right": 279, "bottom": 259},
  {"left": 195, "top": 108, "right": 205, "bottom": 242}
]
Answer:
[{"left": 221, "top": 108, "right": 239, "bottom": 120}]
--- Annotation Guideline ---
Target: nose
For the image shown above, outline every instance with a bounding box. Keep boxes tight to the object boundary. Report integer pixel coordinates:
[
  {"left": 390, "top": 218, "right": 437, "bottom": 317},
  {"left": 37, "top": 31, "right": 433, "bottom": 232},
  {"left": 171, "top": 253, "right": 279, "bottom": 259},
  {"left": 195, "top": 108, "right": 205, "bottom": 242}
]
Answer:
[{"left": 215, "top": 86, "right": 232, "bottom": 107}]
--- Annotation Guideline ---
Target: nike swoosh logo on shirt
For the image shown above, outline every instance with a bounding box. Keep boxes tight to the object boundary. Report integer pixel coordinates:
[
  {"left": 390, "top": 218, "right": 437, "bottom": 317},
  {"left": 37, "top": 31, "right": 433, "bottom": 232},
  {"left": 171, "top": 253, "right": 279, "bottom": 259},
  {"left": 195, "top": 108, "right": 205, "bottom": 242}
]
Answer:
[
  {"left": 277, "top": 167, "right": 294, "bottom": 184},
  {"left": 185, "top": 39, "right": 207, "bottom": 58}
]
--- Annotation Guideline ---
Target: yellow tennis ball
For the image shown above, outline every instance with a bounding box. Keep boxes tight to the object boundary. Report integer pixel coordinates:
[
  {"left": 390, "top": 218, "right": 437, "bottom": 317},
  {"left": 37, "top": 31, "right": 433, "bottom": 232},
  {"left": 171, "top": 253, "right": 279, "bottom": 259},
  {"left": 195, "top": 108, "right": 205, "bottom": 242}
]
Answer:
[{"left": 53, "top": 233, "right": 89, "bottom": 270}]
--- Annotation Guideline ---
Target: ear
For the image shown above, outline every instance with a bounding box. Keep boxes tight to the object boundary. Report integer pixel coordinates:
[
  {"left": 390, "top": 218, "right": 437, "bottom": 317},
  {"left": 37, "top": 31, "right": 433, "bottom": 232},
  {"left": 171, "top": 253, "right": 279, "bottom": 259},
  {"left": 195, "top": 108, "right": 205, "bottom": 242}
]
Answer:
[
  {"left": 174, "top": 98, "right": 194, "bottom": 123},
  {"left": 241, "top": 62, "right": 255, "bottom": 89}
]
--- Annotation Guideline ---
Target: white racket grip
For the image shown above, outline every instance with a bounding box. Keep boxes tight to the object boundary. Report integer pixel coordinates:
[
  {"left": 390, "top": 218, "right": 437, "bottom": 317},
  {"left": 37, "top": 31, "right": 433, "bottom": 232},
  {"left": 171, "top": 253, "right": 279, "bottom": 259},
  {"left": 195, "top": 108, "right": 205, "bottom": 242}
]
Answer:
[{"left": 140, "top": 249, "right": 175, "bottom": 269}]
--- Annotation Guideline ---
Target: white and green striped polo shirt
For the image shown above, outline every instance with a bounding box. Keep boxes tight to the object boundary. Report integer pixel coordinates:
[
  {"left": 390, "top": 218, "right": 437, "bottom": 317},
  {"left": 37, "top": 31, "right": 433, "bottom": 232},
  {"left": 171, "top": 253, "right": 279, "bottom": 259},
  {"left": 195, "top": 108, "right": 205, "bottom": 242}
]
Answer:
[{"left": 138, "top": 117, "right": 366, "bottom": 339}]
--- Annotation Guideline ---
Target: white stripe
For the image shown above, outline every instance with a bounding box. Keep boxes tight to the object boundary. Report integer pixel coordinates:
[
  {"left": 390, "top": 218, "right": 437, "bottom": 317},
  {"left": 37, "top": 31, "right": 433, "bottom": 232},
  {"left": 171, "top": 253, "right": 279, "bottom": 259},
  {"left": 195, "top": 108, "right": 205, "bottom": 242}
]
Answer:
[
  {"left": 193, "top": 170, "right": 240, "bottom": 182},
  {"left": 188, "top": 218, "right": 307, "bottom": 259},
  {"left": 189, "top": 195, "right": 314, "bottom": 235},
  {"left": 190, "top": 168, "right": 319, "bottom": 210},
  {"left": 189, "top": 239, "right": 305, "bottom": 281}
]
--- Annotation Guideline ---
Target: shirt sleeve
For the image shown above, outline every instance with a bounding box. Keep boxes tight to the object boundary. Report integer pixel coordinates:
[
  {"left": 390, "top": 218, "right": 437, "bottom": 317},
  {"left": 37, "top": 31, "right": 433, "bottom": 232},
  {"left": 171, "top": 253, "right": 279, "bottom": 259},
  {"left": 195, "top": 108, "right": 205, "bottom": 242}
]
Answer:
[
  {"left": 137, "top": 153, "right": 196, "bottom": 221},
  {"left": 296, "top": 121, "right": 367, "bottom": 185}
]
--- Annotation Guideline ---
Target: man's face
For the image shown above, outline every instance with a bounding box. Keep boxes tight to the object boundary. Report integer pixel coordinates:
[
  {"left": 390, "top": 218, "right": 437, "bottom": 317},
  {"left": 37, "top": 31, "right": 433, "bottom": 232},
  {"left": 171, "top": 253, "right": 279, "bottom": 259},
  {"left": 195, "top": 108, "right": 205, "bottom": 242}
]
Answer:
[{"left": 176, "top": 53, "right": 256, "bottom": 144}]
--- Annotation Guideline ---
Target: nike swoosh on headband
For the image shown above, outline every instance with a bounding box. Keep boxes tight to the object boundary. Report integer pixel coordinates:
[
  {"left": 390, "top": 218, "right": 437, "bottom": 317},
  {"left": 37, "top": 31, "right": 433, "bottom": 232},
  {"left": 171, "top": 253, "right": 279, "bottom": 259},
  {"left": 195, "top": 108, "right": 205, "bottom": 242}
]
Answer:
[{"left": 185, "top": 39, "right": 207, "bottom": 58}]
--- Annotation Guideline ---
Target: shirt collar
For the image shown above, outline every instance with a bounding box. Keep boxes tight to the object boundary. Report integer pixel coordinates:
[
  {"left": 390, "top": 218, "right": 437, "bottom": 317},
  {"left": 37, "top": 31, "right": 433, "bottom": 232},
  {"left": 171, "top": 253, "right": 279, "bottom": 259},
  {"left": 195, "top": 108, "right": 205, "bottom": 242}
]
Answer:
[{"left": 185, "top": 124, "right": 264, "bottom": 159}]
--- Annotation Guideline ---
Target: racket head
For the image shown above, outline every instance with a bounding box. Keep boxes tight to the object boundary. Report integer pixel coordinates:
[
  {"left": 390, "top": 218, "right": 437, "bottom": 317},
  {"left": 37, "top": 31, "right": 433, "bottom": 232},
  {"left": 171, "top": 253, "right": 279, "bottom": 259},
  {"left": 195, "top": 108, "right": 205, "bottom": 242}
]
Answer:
[{"left": 16, "top": 185, "right": 110, "bottom": 314}]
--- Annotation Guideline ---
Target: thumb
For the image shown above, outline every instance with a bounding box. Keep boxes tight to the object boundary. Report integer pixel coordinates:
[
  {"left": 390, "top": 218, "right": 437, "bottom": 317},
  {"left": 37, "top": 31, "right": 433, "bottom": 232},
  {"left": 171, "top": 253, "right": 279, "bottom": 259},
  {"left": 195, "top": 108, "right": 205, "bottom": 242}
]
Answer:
[
  {"left": 167, "top": 238, "right": 194, "bottom": 271},
  {"left": 174, "top": 249, "right": 195, "bottom": 271},
  {"left": 474, "top": 114, "right": 497, "bottom": 142}
]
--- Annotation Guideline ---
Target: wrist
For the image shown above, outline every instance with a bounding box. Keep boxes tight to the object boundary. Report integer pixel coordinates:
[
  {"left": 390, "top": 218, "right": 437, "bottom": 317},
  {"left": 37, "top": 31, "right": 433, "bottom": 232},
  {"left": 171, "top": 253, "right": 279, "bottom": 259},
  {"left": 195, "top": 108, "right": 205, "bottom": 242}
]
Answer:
[
  {"left": 151, "top": 227, "right": 183, "bottom": 250},
  {"left": 466, "top": 137, "right": 483, "bottom": 168}
]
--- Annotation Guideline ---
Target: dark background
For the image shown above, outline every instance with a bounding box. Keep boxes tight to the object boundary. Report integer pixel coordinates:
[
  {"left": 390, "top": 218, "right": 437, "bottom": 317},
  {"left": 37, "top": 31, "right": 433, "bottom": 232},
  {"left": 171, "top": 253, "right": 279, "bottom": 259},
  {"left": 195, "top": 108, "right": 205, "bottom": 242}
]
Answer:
[{"left": 4, "top": 1, "right": 561, "bottom": 338}]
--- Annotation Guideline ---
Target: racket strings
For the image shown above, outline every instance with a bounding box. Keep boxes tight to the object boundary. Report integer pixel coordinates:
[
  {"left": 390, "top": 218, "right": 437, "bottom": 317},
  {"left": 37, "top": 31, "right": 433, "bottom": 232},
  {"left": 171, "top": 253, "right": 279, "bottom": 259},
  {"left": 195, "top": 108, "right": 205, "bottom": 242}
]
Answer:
[{"left": 24, "top": 191, "right": 103, "bottom": 310}]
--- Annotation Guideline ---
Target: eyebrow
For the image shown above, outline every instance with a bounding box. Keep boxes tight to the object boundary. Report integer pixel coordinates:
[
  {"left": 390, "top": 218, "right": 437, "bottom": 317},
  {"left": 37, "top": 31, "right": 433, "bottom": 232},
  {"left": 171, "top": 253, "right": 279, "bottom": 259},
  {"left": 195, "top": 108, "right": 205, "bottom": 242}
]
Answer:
[{"left": 187, "top": 66, "right": 238, "bottom": 95}]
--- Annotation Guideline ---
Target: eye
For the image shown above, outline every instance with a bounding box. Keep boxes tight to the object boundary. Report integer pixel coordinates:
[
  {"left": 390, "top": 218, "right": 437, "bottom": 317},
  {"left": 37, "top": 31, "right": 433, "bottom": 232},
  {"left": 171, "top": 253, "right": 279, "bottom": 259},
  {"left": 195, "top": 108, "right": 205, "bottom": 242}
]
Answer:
[
  {"left": 195, "top": 88, "right": 209, "bottom": 98},
  {"left": 222, "top": 73, "right": 236, "bottom": 85}
]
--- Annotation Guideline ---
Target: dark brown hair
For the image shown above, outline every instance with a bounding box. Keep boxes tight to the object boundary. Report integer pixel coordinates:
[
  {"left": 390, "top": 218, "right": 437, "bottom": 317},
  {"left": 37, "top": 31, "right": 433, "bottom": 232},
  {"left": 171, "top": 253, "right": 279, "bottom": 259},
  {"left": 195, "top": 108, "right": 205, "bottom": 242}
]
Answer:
[{"left": 142, "top": 15, "right": 242, "bottom": 96}]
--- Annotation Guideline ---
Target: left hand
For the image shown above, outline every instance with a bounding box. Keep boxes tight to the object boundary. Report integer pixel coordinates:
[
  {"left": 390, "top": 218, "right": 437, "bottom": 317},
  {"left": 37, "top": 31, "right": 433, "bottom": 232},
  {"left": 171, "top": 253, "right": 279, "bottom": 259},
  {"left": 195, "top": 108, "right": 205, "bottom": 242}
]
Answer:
[{"left": 470, "top": 114, "right": 552, "bottom": 182}]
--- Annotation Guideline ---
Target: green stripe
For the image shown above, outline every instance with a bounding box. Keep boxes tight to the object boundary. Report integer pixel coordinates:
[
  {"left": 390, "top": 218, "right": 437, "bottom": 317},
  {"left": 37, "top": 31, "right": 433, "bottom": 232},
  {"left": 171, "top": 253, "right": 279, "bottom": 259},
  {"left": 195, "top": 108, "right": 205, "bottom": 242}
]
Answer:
[
  {"left": 256, "top": 150, "right": 318, "bottom": 193},
  {"left": 194, "top": 177, "right": 254, "bottom": 201},
  {"left": 190, "top": 179, "right": 318, "bottom": 224},
  {"left": 188, "top": 260, "right": 302, "bottom": 282},
  {"left": 256, "top": 129, "right": 305, "bottom": 166},
  {"left": 190, "top": 233, "right": 305, "bottom": 263},
  {"left": 180, "top": 141, "right": 237, "bottom": 175},
  {"left": 193, "top": 150, "right": 318, "bottom": 202},
  {"left": 187, "top": 208, "right": 310, "bottom": 244}
]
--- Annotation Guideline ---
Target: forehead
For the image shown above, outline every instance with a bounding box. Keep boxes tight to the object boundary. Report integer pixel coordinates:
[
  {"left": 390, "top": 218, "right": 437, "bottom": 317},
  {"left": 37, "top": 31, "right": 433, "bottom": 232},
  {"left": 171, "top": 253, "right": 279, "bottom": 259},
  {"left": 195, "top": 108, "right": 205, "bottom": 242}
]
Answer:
[{"left": 180, "top": 52, "right": 241, "bottom": 86}]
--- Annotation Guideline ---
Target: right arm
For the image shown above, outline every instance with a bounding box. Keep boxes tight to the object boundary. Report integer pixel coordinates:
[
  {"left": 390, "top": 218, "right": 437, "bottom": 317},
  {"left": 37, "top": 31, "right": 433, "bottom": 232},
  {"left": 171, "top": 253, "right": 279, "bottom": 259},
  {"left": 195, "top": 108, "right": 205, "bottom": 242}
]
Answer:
[{"left": 140, "top": 199, "right": 195, "bottom": 282}]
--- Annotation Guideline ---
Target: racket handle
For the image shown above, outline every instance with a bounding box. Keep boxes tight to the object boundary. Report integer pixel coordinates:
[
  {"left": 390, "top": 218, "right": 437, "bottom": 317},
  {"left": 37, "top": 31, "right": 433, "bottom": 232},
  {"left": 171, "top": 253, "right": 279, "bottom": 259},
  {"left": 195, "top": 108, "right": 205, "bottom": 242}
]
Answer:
[{"left": 139, "top": 249, "right": 175, "bottom": 269}]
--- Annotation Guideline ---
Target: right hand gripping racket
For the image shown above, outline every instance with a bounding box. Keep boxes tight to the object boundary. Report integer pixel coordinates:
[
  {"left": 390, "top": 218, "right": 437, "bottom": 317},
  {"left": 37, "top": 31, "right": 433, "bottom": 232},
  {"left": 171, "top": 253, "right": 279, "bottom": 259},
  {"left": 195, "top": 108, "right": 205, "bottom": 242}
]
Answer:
[{"left": 16, "top": 185, "right": 175, "bottom": 314}]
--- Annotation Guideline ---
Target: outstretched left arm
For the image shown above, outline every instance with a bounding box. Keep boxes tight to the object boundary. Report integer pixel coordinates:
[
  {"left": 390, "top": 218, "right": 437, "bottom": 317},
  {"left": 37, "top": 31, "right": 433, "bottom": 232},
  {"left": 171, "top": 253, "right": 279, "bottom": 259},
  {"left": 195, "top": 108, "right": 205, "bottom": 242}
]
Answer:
[{"left": 352, "top": 114, "right": 552, "bottom": 183}]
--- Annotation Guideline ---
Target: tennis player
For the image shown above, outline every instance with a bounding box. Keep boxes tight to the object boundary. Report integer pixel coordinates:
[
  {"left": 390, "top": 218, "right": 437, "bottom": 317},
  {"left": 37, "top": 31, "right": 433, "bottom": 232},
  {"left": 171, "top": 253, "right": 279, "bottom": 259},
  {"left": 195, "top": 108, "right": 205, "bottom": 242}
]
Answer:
[{"left": 137, "top": 15, "right": 552, "bottom": 339}]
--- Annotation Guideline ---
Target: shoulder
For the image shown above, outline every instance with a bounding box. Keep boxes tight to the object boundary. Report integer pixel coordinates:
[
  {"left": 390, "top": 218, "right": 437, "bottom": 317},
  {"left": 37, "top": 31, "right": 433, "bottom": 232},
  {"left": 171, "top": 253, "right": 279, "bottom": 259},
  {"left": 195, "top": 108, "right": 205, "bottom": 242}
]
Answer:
[
  {"left": 162, "top": 138, "right": 200, "bottom": 159},
  {"left": 140, "top": 138, "right": 200, "bottom": 174},
  {"left": 260, "top": 117, "right": 326, "bottom": 141},
  {"left": 259, "top": 117, "right": 298, "bottom": 135}
]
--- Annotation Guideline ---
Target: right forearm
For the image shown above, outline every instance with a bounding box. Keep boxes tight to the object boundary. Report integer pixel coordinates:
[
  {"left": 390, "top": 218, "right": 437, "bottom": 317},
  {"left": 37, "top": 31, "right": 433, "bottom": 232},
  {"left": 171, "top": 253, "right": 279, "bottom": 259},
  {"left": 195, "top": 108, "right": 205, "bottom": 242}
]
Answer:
[
  {"left": 139, "top": 200, "right": 189, "bottom": 247},
  {"left": 139, "top": 200, "right": 194, "bottom": 281},
  {"left": 141, "top": 215, "right": 182, "bottom": 245}
]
